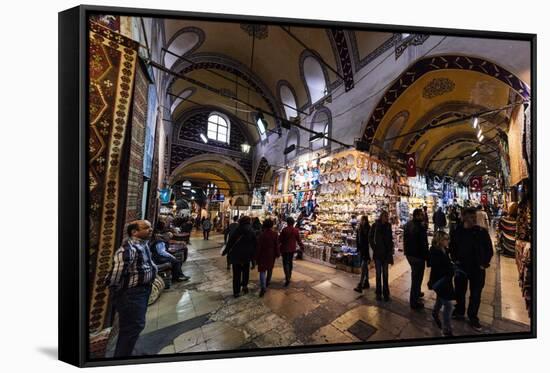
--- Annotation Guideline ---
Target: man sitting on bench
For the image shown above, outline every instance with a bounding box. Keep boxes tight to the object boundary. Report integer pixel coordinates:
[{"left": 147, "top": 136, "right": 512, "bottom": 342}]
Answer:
[{"left": 150, "top": 232, "right": 190, "bottom": 282}]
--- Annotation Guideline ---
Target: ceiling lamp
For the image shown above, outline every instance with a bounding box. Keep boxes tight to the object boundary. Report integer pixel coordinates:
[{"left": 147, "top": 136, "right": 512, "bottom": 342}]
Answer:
[
  {"left": 309, "top": 132, "right": 324, "bottom": 142},
  {"left": 471, "top": 150, "right": 479, "bottom": 157},
  {"left": 472, "top": 117, "right": 479, "bottom": 129},
  {"left": 283, "top": 144, "right": 296, "bottom": 155},
  {"left": 200, "top": 133, "right": 208, "bottom": 143},
  {"left": 477, "top": 128, "right": 483, "bottom": 138},
  {"left": 479, "top": 135, "right": 484, "bottom": 142},
  {"left": 458, "top": 171, "right": 464, "bottom": 177},
  {"left": 476, "top": 159, "right": 482, "bottom": 165},
  {"left": 241, "top": 143, "right": 251, "bottom": 153}
]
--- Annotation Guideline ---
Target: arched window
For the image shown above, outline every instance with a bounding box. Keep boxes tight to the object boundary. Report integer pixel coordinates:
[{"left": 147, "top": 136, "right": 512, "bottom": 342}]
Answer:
[
  {"left": 207, "top": 113, "right": 230, "bottom": 144},
  {"left": 164, "top": 28, "right": 203, "bottom": 69},
  {"left": 278, "top": 82, "right": 298, "bottom": 120},
  {"left": 303, "top": 55, "right": 328, "bottom": 104},
  {"left": 310, "top": 108, "right": 331, "bottom": 151}
]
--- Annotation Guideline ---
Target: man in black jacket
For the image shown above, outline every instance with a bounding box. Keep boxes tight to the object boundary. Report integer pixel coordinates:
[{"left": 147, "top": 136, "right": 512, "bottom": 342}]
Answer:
[
  {"left": 404, "top": 208, "right": 430, "bottom": 309},
  {"left": 368, "top": 211, "right": 394, "bottom": 301},
  {"left": 449, "top": 207, "right": 493, "bottom": 331},
  {"left": 433, "top": 207, "right": 447, "bottom": 231}
]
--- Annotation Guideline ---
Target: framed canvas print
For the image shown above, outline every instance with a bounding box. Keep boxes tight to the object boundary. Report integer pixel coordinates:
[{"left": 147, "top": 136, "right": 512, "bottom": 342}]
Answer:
[{"left": 58, "top": 4, "right": 536, "bottom": 367}]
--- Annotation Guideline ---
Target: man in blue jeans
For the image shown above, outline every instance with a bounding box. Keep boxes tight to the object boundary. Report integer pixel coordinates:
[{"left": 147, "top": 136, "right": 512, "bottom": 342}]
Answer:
[
  {"left": 106, "top": 220, "right": 157, "bottom": 357},
  {"left": 404, "top": 208, "right": 430, "bottom": 309}
]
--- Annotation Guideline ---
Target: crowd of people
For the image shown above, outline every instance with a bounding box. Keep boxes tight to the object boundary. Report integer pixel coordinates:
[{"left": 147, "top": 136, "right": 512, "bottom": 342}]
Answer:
[{"left": 105, "top": 200, "right": 496, "bottom": 356}]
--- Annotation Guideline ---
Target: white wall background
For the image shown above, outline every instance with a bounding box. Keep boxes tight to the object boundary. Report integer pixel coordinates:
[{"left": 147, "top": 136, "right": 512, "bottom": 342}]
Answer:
[{"left": 0, "top": 0, "right": 547, "bottom": 371}]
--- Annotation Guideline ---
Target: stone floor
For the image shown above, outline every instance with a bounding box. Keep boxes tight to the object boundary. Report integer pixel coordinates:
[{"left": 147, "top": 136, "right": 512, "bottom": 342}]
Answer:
[{"left": 131, "top": 230, "right": 530, "bottom": 355}]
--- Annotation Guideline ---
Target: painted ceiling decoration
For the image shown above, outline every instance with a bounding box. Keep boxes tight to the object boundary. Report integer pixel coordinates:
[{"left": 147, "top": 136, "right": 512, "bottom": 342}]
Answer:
[
  {"left": 422, "top": 77, "right": 455, "bottom": 99},
  {"left": 240, "top": 24, "right": 269, "bottom": 39}
]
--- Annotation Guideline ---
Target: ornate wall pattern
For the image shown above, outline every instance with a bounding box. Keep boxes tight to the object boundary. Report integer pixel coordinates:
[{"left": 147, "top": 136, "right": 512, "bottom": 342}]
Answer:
[
  {"left": 422, "top": 78, "right": 455, "bottom": 99},
  {"left": 253, "top": 157, "right": 270, "bottom": 188},
  {"left": 329, "top": 29, "right": 354, "bottom": 91},
  {"left": 124, "top": 64, "right": 149, "bottom": 225},
  {"left": 88, "top": 21, "right": 139, "bottom": 332},
  {"left": 362, "top": 55, "right": 531, "bottom": 147}
]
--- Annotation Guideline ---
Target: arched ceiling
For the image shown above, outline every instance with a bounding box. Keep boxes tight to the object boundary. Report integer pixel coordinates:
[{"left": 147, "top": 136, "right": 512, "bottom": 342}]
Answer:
[
  {"left": 169, "top": 157, "right": 251, "bottom": 195},
  {"left": 162, "top": 20, "right": 395, "bottom": 140},
  {"left": 371, "top": 68, "right": 516, "bottom": 178}
]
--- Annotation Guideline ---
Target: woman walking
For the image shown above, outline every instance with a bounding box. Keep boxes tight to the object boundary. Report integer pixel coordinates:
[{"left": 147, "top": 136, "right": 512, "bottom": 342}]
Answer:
[
  {"left": 223, "top": 216, "right": 257, "bottom": 297},
  {"left": 202, "top": 217, "right": 212, "bottom": 240},
  {"left": 354, "top": 215, "right": 371, "bottom": 293},
  {"left": 255, "top": 219, "right": 279, "bottom": 297},
  {"left": 368, "top": 211, "right": 394, "bottom": 301},
  {"left": 428, "top": 231, "right": 455, "bottom": 336},
  {"left": 279, "top": 217, "right": 304, "bottom": 287}
]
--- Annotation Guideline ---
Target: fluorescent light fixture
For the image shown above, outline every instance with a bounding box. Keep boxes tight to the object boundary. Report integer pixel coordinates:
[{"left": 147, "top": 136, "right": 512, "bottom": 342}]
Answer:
[
  {"left": 402, "top": 33, "right": 410, "bottom": 38},
  {"left": 476, "top": 159, "right": 482, "bottom": 165},
  {"left": 479, "top": 135, "right": 484, "bottom": 142},
  {"left": 191, "top": 190, "right": 196, "bottom": 194},
  {"left": 241, "top": 143, "right": 251, "bottom": 153},
  {"left": 472, "top": 117, "right": 479, "bottom": 128},
  {"left": 200, "top": 133, "right": 208, "bottom": 143},
  {"left": 477, "top": 128, "right": 482, "bottom": 138},
  {"left": 284, "top": 144, "right": 297, "bottom": 155},
  {"left": 309, "top": 132, "right": 324, "bottom": 142},
  {"left": 471, "top": 150, "right": 479, "bottom": 157}
]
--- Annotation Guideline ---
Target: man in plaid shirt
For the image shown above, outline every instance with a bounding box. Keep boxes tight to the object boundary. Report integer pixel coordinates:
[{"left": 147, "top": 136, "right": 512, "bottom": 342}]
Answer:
[{"left": 106, "top": 220, "right": 157, "bottom": 357}]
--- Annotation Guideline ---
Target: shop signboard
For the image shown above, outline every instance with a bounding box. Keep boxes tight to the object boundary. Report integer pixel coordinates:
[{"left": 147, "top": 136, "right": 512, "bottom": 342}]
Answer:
[{"left": 469, "top": 176, "right": 483, "bottom": 192}]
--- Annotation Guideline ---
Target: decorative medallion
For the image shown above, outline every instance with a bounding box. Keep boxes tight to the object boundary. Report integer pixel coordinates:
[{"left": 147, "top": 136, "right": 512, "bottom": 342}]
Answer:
[
  {"left": 240, "top": 24, "right": 269, "bottom": 39},
  {"left": 422, "top": 78, "right": 456, "bottom": 99}
]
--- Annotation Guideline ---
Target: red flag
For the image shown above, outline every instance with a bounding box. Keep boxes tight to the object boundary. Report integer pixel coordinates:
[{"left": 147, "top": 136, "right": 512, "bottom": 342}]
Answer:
[
  {"left": 470, "top": 176, "right": 483, "bottom": 192},
  {"left": 406, "top": 154, "right": 416, "bottom": 177},
  {"left": 480, "top": 193, "right": 488, "bottom": 205}
]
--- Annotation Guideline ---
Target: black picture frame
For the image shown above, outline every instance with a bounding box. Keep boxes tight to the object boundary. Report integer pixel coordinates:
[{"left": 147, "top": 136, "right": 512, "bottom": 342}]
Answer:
[{"left": 59, "top": 4, "right": 537, "bottom": 367}]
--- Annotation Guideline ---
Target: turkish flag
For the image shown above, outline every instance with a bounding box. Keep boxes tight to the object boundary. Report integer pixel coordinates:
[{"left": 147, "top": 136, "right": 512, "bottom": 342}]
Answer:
[
  {"left": 470, "top": 176, "right": 482, "bottom": 191},
  {"left": 406, "top": 154, "right": 416, "bottom": 177},
  {"left": 480, "top": 193, "right": 488, "bottom": 205}
]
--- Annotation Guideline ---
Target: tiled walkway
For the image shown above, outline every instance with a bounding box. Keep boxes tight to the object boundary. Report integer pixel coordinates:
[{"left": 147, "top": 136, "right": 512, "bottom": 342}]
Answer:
[{"left": 132, "top": 231, "right": 530, "bottom": 355}]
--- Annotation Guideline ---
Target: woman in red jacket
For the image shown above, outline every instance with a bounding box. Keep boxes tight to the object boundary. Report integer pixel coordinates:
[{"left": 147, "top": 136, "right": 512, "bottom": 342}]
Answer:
[
  {"left": 279, "top": 217, "right": 304, "bottom": 287},
  {"left": 255, "top": 219, "right": 279, "bottom": 297}
]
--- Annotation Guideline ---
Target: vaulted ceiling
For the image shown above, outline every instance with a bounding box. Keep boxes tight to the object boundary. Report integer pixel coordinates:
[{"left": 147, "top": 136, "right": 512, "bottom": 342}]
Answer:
[{"left": 161, "top": 19, "right": 391, "bottom": 143}]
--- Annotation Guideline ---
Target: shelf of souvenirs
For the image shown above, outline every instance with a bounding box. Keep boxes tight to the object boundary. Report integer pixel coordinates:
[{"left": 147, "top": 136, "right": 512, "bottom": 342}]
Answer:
[{"left": 302, "top": 240, "right": 362, "bottom": 272}]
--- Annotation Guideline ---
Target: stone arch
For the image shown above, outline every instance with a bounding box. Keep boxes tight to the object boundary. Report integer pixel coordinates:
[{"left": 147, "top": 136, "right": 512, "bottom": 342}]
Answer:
[{"left": 362, "top": 54, "right": 531, "bottom": 147}]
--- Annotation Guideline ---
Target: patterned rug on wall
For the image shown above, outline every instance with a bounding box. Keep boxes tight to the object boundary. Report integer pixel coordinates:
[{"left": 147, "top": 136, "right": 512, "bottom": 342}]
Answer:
[{"left": 88, "top": 20, "right": 139, "bottom": 333}]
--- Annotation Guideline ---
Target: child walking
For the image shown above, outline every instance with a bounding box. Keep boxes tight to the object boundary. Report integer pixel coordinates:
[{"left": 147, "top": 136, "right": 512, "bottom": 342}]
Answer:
[{"left": 427, "top": 231, "right": 455, "bottom": 336}]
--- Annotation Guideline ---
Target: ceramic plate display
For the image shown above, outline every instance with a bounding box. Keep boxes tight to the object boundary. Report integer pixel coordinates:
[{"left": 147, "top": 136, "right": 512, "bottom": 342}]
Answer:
[
  {"left": 359, "top": 186, "right": 365, "bottom": 195},
  {"left": 356, "top": 156, "right": 363, "bottom": 168},
  {"left": 360, "top": 169, "right": 368, "bottom": 185},
  {"left": 325, "top": 161, "right": 332, "bottom": 172},
  {"left": 372, "top": 162, "right": 378, "bottom": 173},
  {"left": 339, "top": 157, "right": 346, "bottom": 168},
  {"left": 347, "top": 154, "right": 355, "bottom": 166},
  {"left": 349, "top": 167, "right": 357, "bottom": 180},
  {"left": 320, "top": 162, "right": 325, "bottom": 173},
  {"left": 330, "top": 173, "right": 336, "bottom": 183},
  {"left": 336, "top": 172, "right": 342, "bottom": 181},
  {"left": 342, "top": 168, "right": 349, "bottom": 180}
]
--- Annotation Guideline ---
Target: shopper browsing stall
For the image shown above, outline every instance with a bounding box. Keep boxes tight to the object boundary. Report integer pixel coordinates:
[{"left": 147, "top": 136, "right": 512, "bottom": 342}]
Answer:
[
  {"left": 368, "top": 211, "right": 394, "bottom": 301},
  {"left": 404, "top": 208, "right": 430, "bottom": 309}
]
